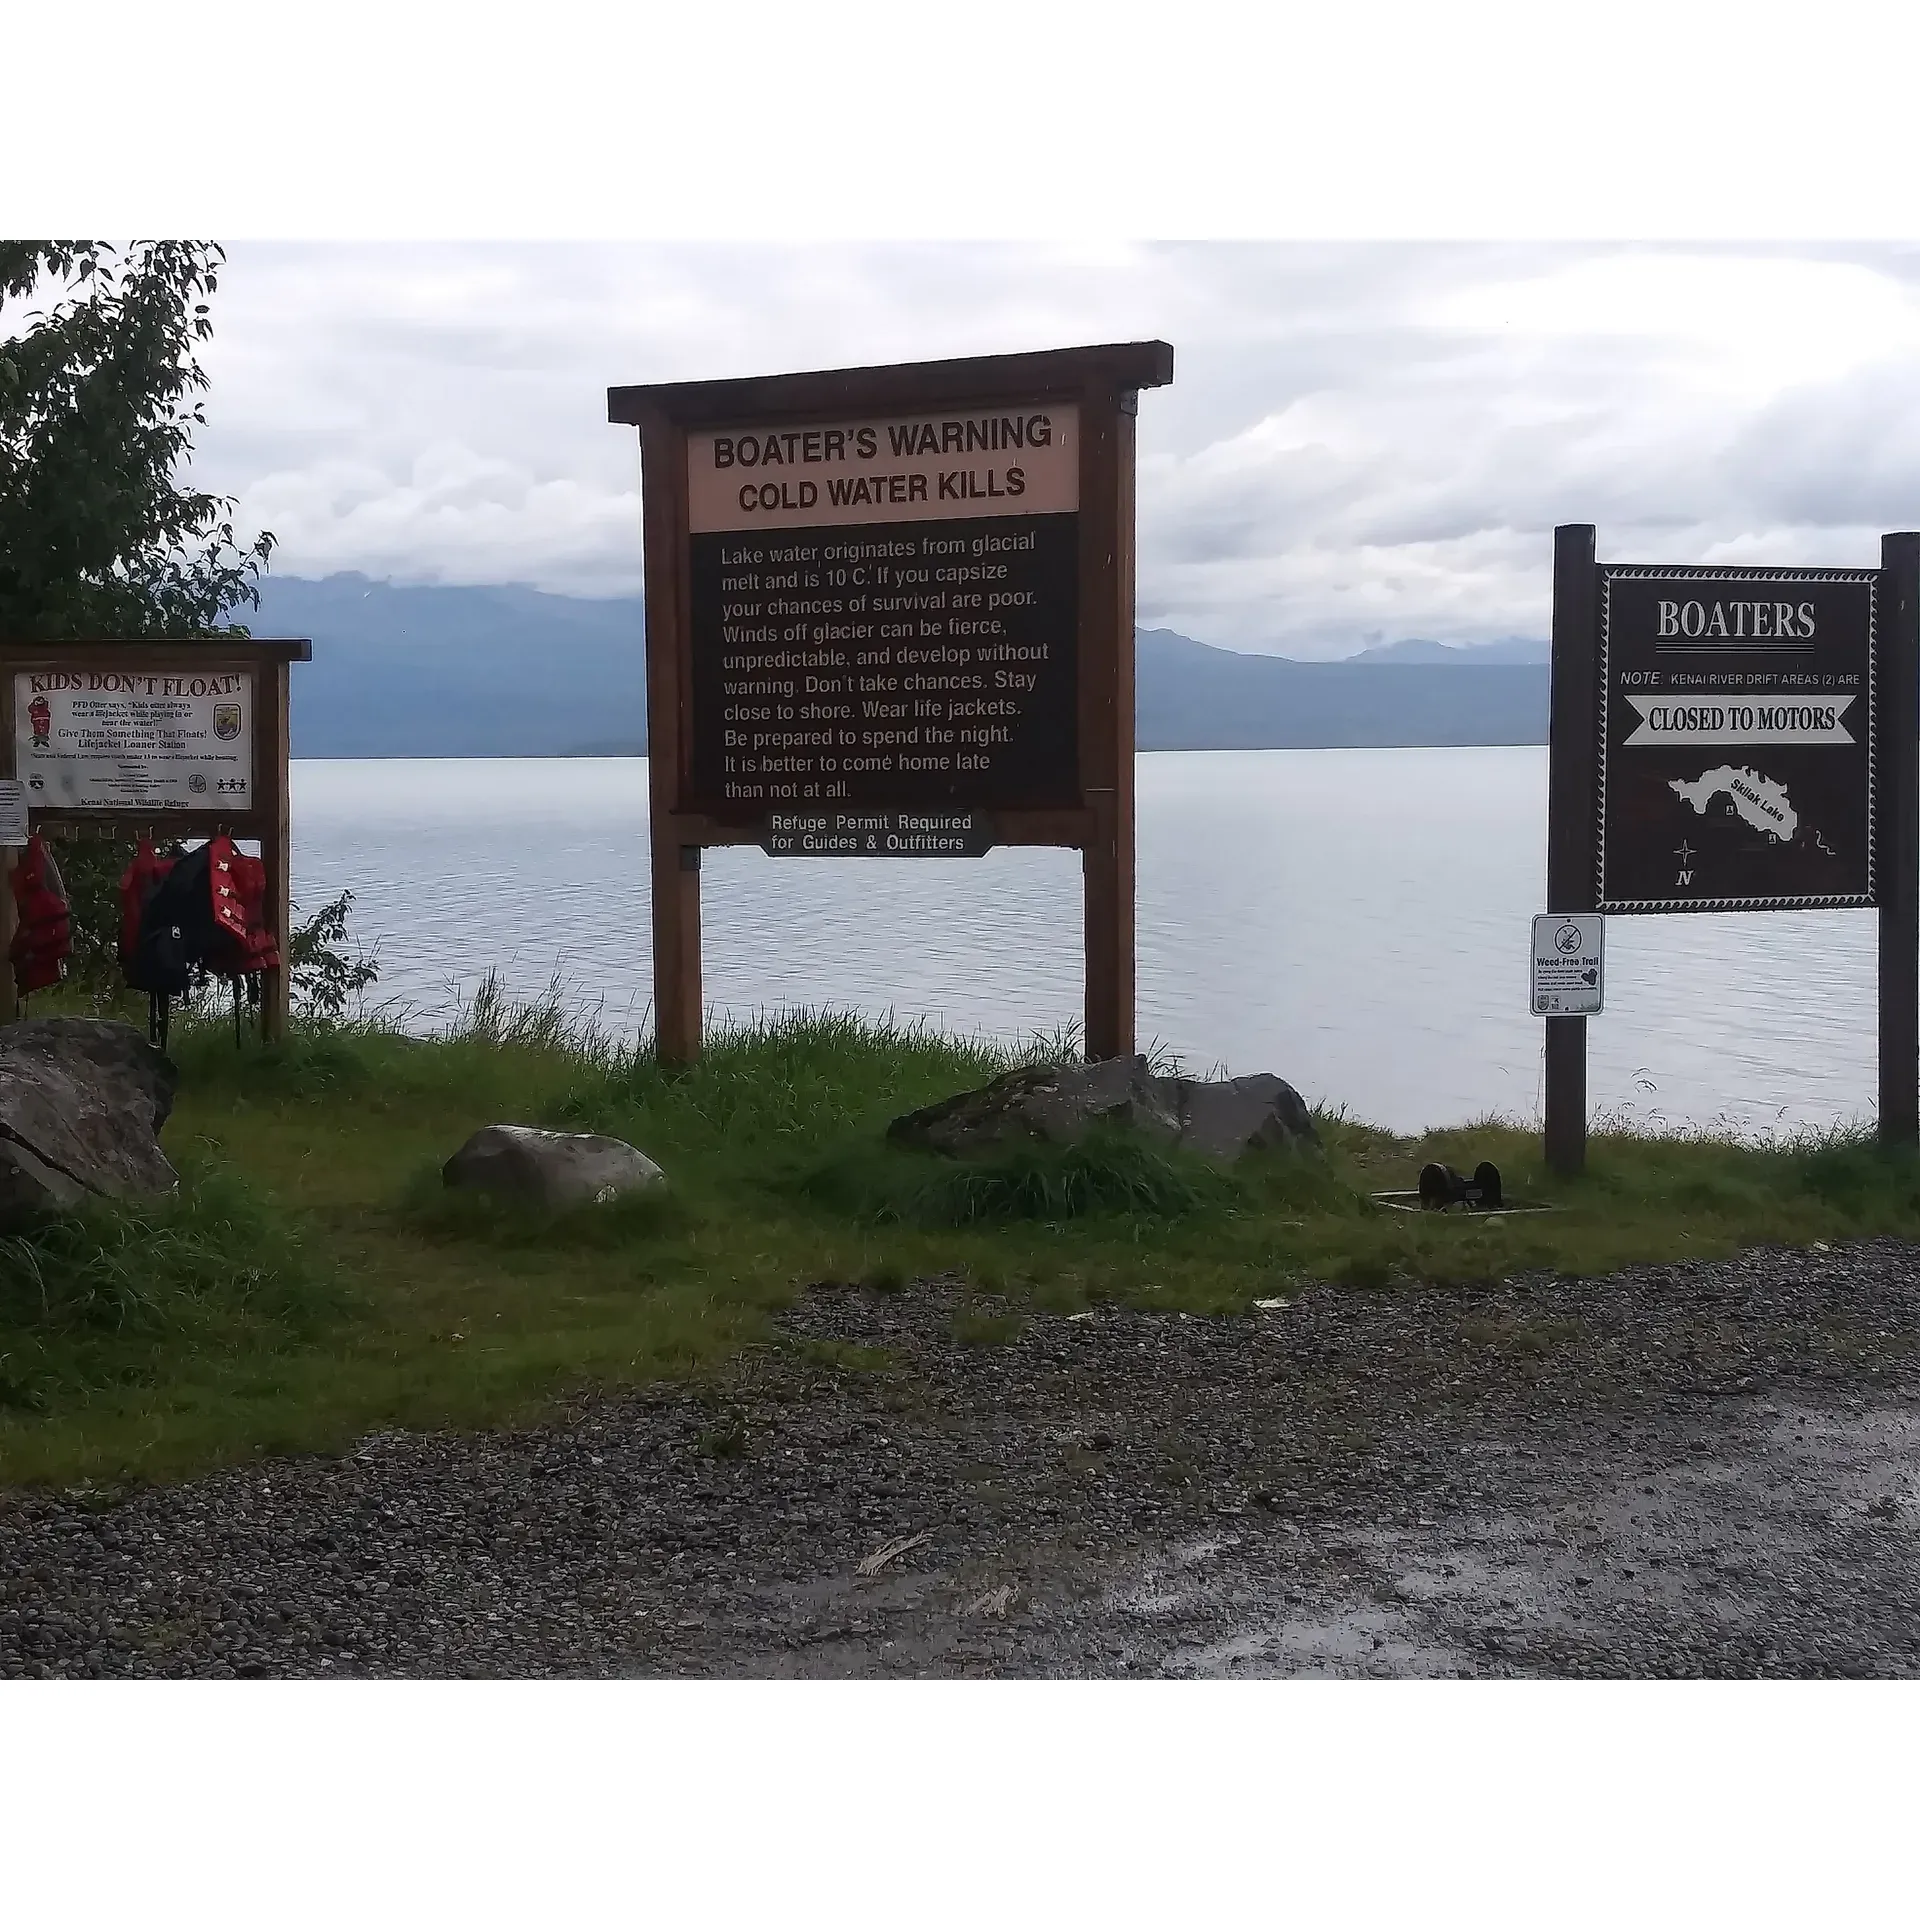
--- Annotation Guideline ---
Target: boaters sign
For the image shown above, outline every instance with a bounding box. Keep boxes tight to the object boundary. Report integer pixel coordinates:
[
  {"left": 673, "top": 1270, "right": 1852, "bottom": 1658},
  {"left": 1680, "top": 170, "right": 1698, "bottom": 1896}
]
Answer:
[
  {"left": 684, "top": 402, "right": 1080, "bottom": 836},
  {"left": 1597, "top": 567, "right": 1877, "bottom": 911}
]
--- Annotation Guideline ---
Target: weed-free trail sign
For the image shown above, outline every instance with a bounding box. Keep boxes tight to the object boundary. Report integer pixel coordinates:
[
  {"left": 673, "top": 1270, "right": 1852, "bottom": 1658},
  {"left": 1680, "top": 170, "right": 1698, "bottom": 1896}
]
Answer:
[{"left": 611, "top": 342, "right": 1174, "bottom": 1068}]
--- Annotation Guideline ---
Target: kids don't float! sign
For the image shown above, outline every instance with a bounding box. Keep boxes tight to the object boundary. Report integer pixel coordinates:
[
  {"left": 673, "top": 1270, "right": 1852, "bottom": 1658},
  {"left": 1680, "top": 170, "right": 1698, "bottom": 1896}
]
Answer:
[{"left": 12, "top": 665, "right": 255, "bottom": 811}]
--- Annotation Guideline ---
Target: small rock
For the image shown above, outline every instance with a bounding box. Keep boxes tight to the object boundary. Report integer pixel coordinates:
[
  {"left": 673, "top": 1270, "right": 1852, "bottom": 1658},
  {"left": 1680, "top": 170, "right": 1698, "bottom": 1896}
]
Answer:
[{"left": 442, "top": 1125, "right": 665, "bottom": 1207}]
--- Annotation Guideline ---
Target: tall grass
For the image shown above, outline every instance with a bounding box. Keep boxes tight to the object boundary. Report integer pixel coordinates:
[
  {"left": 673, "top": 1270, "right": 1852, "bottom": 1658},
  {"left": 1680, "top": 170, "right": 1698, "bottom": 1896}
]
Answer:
[{"left": 0, "top": 1166, "right": 348, "bottom": 1414}]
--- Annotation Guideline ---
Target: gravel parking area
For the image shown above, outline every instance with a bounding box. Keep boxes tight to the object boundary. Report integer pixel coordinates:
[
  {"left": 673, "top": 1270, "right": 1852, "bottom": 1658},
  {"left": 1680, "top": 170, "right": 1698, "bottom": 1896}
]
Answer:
[{"left": 5, "top": 1239, "right": 1919, "bottom": 1679}]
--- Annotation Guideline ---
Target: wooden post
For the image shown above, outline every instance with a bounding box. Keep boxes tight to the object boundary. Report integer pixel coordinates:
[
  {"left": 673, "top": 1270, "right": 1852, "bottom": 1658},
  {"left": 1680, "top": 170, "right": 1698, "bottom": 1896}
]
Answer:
[
  {"left": 1079, "top": 377, "right": 1137, "bottom": 1062},
  {"left": 0, "top": 666, "right": 17, "bottom": 1024},
  {"left": 1877, "top": 531, "right": 1920, "bottom": 1146},
  {"left": 259, "top": 656, "right": 293, "bottom": 1043},
  {"left": 636, "top": 403, "right": 703, "bottom": 1069},
  {"left": 1544, "top": 523, "right": 1601, "bottom": 1176},
  {"left": 0, "top": 848, "right": 16, "bottom": 1026}
]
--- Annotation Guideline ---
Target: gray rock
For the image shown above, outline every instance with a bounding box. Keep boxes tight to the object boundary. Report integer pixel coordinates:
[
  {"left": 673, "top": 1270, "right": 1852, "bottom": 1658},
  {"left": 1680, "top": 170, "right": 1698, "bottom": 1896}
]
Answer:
[
  {"left": 0, "top": 1017, "right": 180, "bottom": 1226},
  {"left": 888, "top": 1057, "right": 1316, "bottom": 1162},
  {"left": 1165, "top": 1073, "right": 1319, "bottom": 1161},
  {"left": 442, "top": 1125, "right": 666, "bottom": 1206}
]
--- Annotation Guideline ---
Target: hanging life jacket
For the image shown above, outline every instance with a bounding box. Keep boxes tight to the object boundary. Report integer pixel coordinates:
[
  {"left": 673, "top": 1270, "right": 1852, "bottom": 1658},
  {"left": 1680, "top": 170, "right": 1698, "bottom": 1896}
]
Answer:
[
  {"left": 127, "top": 840, "right": 216, "bottom": 1003},
  {"left": 118, "top": 835, "right": 178, "bottom": 983},
  {"left": 8, "top": 832, "right": 73, "bottom": 997},
  {"left": 204, "top": 834, "right": 281, "bottom": 978},
  {"left": 125, "top": 836, "right": 281, "bottom": 1048}
]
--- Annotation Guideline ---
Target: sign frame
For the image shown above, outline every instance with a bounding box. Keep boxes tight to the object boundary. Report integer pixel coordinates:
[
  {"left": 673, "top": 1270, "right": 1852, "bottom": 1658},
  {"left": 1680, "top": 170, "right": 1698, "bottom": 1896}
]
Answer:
[
  {"left": 0, "top": 637, "right": 312, "bottom": 1040},
  {"left": 1542, "top": 527, "right": 1920, "bottom": 1172},
  {"left": 609, "top": 341, "right": 1175, "bottom": 1068}
]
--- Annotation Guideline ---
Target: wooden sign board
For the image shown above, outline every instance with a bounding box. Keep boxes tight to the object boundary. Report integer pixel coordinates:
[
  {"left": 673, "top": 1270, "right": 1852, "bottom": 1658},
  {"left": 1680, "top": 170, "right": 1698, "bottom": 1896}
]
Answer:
[
  {"left": 610, "top": 342, "right": 1174, "bottom": 1067},
  {"left": 1597, "top": 566, "right": 1877, "bottom": 912},
  {"left": 0, "top": 638, "right": 311, "bottom": 1038},
  {"left": 1542, "top": 528, "right": 1920, "bottom": 1172}
]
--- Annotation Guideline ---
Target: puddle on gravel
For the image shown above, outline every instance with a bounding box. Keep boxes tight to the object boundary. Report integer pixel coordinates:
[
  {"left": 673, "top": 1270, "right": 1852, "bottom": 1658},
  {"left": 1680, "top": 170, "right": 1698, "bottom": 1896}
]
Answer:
[{"left": 1090, "top": 1395, "right": 1920, "bottom": 1677}]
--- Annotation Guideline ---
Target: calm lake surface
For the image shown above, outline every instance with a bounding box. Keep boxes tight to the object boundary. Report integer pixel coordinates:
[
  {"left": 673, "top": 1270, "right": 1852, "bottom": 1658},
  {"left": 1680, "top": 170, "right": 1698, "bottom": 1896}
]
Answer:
[{"left": 289, "top": 748, "right": 1880, "bottom": 1139}]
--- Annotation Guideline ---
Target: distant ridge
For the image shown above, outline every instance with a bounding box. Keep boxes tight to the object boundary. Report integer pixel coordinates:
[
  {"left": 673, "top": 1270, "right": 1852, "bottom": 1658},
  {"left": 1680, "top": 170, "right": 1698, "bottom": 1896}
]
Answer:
[
  {"left": 1134, "top": 629, "right": 1547, "bottom": 750},
  {"left": 251, "top": 574, "right": 1549, "bottom": 758},
  {"left": 1344, "top": 635, "right": 1550, "bottom": 667},
  {"left": 252, "top": 573, "right": 647, "bottom": 759}
]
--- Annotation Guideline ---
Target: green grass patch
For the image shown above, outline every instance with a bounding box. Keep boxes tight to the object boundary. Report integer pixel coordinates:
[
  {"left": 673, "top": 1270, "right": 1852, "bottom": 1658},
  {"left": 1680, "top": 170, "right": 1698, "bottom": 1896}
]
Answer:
[
  {"left": 798, "top": 1124, "right": 1247, "bottom": 1226},
  {"left": 0, "top": 1160, "right": 348, "bottom": 1417},
  {"left": 6, "top": 976, "right": 1920, "bottom": 1485}
]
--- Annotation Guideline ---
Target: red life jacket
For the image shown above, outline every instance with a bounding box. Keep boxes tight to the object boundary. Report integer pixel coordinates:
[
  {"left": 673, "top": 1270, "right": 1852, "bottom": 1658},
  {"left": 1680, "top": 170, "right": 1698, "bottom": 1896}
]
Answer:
[
  {"left": 204, "top": 833, "right": 280, "bottom": 977},
  {"left": 9, "top": 832, "right": 73, "bottom": 996},
  {"left": 118, "top": 835, "right": 178, "bottom": 982}
]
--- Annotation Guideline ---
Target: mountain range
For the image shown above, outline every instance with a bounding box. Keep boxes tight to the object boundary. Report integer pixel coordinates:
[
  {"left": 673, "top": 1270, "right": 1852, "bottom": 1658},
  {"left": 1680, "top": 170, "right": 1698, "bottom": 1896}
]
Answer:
[{"left": 250, "top": 573, "right": 1550, "bottom": 758}]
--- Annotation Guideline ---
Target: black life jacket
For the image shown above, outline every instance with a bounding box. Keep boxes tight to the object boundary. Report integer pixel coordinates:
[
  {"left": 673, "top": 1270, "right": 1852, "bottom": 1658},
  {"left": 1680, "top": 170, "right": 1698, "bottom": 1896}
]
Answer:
[
  {"left": 128, "top": 841, "right": 216, "bottom": 999},
  {"left": 118, "top": 836, "right": 178, "bottom": 983}
]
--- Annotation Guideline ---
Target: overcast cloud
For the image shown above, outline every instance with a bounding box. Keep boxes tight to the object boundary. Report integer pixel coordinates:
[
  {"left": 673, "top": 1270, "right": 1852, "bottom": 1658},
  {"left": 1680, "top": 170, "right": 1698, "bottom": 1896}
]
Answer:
[{"left": 189, "top": 241, "right": 1920, "bottom": 659}]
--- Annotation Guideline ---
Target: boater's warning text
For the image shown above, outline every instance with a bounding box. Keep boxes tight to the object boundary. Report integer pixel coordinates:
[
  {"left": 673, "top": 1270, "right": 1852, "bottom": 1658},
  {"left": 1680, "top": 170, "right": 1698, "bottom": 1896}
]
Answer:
[{"left": 685, "top": 403, "right": 1080, "bottom": 822}]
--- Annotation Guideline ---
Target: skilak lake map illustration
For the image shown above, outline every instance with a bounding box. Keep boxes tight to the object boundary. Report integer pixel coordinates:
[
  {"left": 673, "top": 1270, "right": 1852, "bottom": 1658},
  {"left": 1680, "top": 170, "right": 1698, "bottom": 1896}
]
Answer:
[{"left": 1669, "top": 765, "right": 1798, "bottom": 843}]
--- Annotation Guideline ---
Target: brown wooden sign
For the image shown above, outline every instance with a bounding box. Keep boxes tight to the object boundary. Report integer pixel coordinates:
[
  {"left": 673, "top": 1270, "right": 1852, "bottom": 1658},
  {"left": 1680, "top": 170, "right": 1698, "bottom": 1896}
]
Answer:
[
  {"left": 610, "top": 342, "right": 1173, "bottom": 1068},
  {"left": 0, "top": 637, "right": 311, "bottom": 1039},
  {"left": 1543, "top": 528, "right": 1919, "bottom": 1173}
]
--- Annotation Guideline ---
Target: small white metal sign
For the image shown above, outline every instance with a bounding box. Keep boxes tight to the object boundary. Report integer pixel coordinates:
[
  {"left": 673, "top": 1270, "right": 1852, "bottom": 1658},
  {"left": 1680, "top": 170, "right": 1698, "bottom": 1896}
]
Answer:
[
  {"left": 0, "top": 780, "right": 27, "bottom": 847},
  {"left": 1532, "top": 913, "right": 1605, "bottom": 1015}
]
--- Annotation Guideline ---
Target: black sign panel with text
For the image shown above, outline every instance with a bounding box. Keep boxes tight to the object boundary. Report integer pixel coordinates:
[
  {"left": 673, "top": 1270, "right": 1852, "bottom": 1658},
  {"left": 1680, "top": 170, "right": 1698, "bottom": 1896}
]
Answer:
[
  {"left": 686, "top": 513, "right": 1078, "bottom": 821},
  {"left": 1598, "top": 567, "right": 1877, "bottom": 911}
]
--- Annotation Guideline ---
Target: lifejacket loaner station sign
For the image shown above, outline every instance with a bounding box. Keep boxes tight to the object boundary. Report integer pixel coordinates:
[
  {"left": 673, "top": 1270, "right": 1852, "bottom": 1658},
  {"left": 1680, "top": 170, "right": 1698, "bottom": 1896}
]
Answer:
[
  {"left": 13, "top": 664, "right": 254, "bottom": 812},
  {"left": 610, "top": 340, "right": 1174, "bottom": 1069},
  {"left": 0, "top": 638, "right": 311, "bottom": 1041}
]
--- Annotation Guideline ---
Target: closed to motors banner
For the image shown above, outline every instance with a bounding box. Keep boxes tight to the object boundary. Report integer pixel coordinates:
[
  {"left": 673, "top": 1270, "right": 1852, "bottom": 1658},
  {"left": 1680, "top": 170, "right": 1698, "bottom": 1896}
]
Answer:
[
  {"left": 14, "top": 664, "right": 255, "bottom": 811},
  {"left": 1597, "top": 568, "right": 1877, "bottom": 910}
]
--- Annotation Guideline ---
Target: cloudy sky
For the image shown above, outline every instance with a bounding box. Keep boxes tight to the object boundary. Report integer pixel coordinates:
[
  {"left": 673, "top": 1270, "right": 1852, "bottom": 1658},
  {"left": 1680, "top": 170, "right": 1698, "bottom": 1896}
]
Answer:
[{"left": 187, "top": 241, "right": 1920, "bottom": 660}]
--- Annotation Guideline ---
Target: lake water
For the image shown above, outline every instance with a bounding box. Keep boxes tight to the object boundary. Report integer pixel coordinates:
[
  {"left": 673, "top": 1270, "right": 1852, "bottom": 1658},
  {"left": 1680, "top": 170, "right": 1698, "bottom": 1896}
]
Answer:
[{"left": 288, "top": 749, "right": 1882, "bottom": 1140}]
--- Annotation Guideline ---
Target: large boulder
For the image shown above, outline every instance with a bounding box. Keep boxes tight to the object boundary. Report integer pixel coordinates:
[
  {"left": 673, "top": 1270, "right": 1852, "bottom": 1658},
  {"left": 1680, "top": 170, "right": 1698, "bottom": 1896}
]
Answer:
[
  {"left": 0, "top": 1017, "right": 180, "bottom": 1228},
  {"left": 442, "top": 1125, "right": 666, "bottom": 1207},
  {"left": 888, "top": 1056, "right": 1317, "bottom": 1163}
]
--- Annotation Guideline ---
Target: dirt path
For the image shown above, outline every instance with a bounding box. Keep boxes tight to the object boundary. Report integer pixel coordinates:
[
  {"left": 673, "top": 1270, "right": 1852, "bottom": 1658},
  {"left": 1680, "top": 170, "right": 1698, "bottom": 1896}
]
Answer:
[{"left": 5, "top": 1243, "right": 1919, "bottom": 1679}]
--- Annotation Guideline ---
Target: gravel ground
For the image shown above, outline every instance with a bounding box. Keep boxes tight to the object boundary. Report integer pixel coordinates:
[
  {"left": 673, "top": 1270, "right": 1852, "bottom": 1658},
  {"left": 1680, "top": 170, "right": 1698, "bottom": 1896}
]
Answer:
[{"left": 5, "top": 1238, "right": 1920, "bottom": 1679}]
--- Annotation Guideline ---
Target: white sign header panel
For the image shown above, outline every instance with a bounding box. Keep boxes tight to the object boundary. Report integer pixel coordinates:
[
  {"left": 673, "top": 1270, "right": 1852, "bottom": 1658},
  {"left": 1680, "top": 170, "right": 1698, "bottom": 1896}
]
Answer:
[{"left": 687, "top": 403, "right": 1080, "bottom": 533}]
